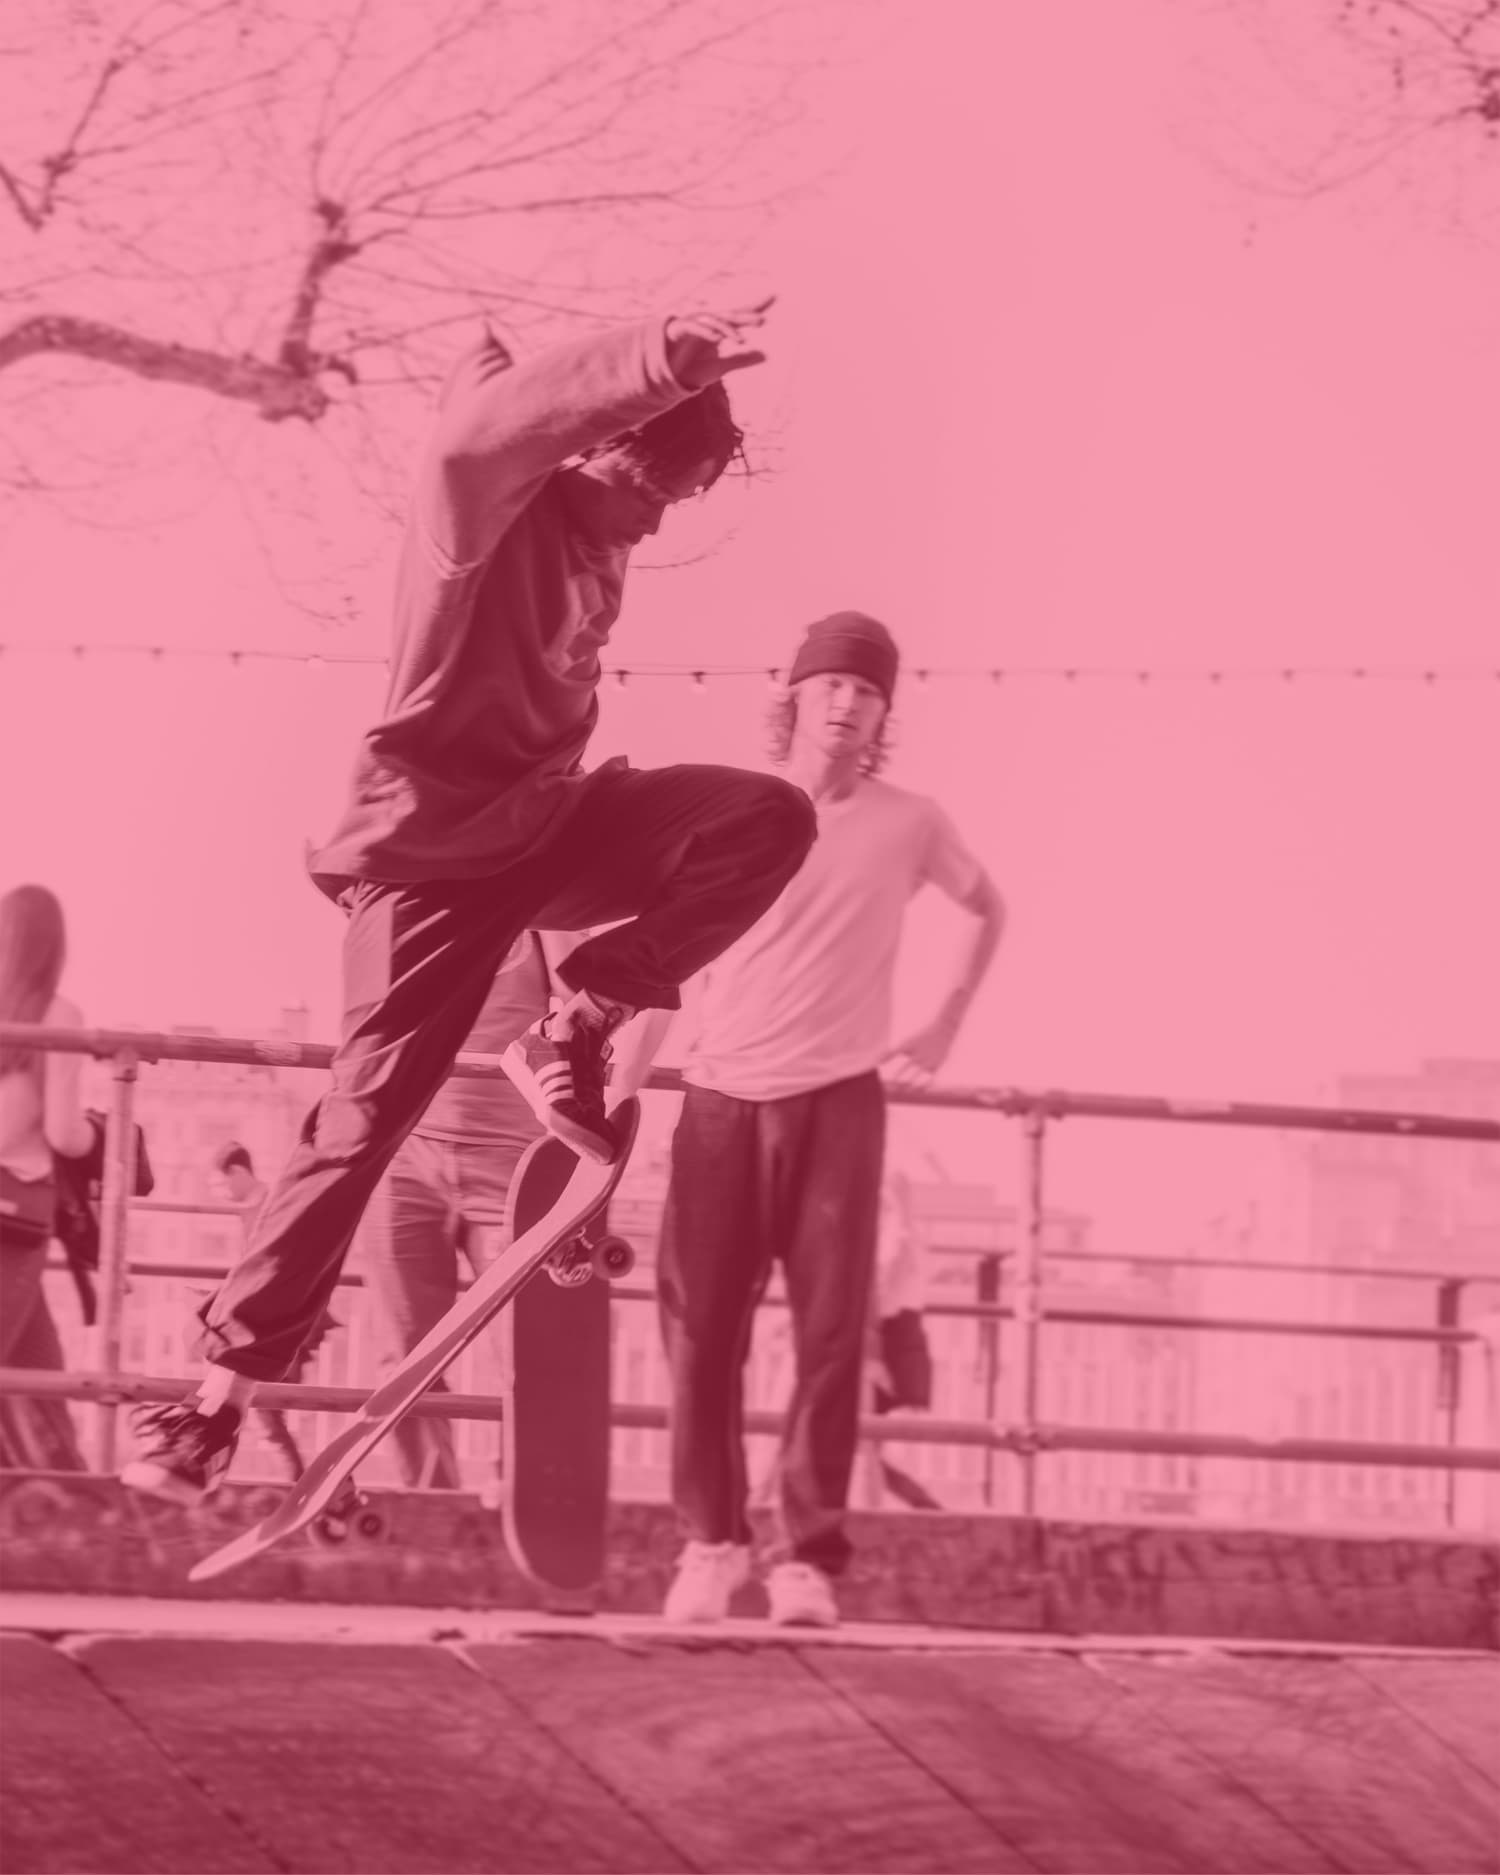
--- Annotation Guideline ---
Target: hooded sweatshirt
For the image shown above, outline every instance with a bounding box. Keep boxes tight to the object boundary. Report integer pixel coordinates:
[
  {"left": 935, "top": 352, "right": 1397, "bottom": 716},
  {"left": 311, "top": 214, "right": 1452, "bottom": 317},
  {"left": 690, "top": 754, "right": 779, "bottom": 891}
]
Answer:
[{"left": 308, "top": 319, "right": 690, "bottom": 893}]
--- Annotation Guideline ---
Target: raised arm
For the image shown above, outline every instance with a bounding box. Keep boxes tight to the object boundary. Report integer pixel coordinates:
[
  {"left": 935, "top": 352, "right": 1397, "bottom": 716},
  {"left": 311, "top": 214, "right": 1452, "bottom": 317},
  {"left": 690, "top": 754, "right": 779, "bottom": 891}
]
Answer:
[
  {"left": 418, "top": 298, "right": 774, "bottom": 571},
  {"left": 417, "top": 320, "right": 685, "bottom": 570}
]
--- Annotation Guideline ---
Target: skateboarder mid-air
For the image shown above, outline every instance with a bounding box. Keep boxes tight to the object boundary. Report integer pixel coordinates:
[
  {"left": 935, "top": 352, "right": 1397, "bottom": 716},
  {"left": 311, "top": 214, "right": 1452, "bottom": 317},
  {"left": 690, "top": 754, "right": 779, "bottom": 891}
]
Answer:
[{"left": 122, "top": 297, "right": 816, "bottom": 1505}]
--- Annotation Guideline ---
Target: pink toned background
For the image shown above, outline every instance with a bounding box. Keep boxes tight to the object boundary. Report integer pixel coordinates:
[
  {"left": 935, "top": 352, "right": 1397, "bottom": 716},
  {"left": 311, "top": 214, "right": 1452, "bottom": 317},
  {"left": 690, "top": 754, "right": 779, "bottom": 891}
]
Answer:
[{"left": 2, "top": 1, "right": 1496, "bottom": 1249}]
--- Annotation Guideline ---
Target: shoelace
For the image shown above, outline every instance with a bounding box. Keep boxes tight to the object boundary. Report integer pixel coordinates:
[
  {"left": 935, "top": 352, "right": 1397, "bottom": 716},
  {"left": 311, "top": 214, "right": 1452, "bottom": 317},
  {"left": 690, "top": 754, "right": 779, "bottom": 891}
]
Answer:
[
  {"left": 567, "top": 1025, "right": 611, "bottom": 1113},
  {"left": 135, "top": 1401, "right": 233, "bottom": 1460}
]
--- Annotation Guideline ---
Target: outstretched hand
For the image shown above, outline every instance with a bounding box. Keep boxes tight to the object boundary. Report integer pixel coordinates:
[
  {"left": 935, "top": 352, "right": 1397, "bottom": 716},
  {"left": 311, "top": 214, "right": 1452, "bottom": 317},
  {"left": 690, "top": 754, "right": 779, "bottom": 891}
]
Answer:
[{"left": 665, "top": 296, "right": 775, "bottom": 389}]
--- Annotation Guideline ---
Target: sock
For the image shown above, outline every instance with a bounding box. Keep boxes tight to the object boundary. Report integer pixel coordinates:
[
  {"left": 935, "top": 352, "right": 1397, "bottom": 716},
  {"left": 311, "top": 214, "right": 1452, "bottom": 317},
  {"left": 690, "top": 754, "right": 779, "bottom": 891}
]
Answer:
[
  {"left": 567, "top": 987, "right": 635, "bottom": 1032},
  {"left": 194, "top": 1365, "right": 256, "bottom": 1417}
]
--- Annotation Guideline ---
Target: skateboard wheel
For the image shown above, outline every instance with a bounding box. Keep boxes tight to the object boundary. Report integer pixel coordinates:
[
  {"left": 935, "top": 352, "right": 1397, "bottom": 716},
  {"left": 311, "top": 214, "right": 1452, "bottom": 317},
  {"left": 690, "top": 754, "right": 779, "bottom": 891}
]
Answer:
[
  {"left": 590, "top": 1234, "right": 635, "bottom": 1280},
  {"left": 353, "top": 1506, "right": 388, "bottom": 1542},
  {"left": 310, "top": 1514, "right": 350, "bottom": 1548},
  {"left": 545, "top": 1254, "right": 593, "bottom": 1289},
  {"left": 308, "top": 1483, "right": 369, "bottom": 1548}
]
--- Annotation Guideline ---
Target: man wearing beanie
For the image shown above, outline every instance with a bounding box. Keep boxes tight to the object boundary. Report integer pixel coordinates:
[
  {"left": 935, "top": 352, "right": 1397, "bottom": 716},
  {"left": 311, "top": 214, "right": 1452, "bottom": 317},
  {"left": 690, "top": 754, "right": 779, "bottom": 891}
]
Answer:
[{"left": 654, "top": 610, "right": 1006, "bottom": 1627}]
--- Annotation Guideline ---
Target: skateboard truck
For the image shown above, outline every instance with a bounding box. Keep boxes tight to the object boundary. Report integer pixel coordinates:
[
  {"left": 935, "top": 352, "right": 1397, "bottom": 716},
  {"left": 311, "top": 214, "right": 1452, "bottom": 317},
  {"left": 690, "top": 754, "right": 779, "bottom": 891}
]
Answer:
[
  {"left": 543, "top": 1214, "right": 636, "bottom": 1288},
  {"left": 309, "top": 1481, "right": 389, "bottom": 1549}
]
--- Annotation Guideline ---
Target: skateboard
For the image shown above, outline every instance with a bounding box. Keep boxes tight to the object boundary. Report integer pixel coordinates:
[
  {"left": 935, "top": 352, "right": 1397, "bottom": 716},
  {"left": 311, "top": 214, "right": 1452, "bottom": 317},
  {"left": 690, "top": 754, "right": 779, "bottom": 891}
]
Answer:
[
  {"left": 186, "top": 1098, "right": 640, "bottom": 1583},
  {"left": 502, "top": 1141, "right": 630, "bottom": 1599}
]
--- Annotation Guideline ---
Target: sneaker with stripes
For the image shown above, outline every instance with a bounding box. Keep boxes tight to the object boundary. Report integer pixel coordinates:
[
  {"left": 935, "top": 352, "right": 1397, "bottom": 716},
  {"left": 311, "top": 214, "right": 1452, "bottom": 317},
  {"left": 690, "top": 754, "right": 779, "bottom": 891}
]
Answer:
[{"left": 501, "top": 998, "right": 622, "bottom": 1164}]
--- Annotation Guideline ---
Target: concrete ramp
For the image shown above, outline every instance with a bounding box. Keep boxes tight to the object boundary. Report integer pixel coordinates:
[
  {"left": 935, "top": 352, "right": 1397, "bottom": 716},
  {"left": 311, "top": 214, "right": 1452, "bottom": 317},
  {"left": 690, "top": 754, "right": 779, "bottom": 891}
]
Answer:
[{"left": 2, "top": 1603, "right": 1497, "bottom": 1873}]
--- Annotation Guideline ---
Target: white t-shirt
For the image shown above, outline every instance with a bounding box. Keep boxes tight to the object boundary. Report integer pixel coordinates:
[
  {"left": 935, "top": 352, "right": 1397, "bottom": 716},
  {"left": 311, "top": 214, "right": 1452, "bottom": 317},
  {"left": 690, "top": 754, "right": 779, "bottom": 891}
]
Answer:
[{"left": 682, "top": 777, "right": 984, "bottom": 1102}]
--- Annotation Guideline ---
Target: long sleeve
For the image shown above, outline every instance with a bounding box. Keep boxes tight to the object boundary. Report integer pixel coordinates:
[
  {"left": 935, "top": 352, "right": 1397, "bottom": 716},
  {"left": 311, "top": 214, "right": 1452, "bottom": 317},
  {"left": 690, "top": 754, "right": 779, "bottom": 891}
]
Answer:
[
  {"left": 415, "top": 318, "right": 689, "bottom": 572},
  {"left": 309, "top": 320, "right": 694, "bottom": 888}
]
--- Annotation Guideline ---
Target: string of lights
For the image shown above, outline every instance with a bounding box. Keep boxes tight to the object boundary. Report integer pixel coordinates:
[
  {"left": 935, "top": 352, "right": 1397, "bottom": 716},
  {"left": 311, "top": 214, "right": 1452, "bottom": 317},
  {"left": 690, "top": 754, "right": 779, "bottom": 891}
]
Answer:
[{"left": 0, "top": 641, "right": 1495, "bottom": 686}]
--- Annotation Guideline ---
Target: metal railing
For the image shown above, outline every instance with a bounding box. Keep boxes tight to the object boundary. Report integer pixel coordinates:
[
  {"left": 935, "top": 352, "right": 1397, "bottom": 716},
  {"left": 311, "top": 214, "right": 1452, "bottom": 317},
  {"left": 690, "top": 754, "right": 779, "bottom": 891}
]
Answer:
[{"left": 3, "top": 1020, "right": 1498, "bottom": 1523}]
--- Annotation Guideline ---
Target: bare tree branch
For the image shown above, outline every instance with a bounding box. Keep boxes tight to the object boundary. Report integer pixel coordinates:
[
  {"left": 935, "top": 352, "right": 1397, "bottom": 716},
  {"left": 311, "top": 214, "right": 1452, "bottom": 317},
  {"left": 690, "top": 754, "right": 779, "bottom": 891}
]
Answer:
[
  {"left": 0, "top": 313, "right": 333, "bottom": 420},
  {"left": 275, "top": 198, "right": 363, "bottom": 375},
  {"left": 0, "top": 0, "right": 857, "bottom": 609},
  {"left": 1197, "top": 0, "right": 1500, "bottom": 219},
  {"left": 0, "top": 161, "right": 43, "bottom": 230}
]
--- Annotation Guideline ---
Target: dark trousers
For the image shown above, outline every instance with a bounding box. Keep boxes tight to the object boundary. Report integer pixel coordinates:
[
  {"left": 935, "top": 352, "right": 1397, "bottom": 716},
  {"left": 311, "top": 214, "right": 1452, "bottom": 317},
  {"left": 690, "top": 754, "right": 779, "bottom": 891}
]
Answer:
[
  {"left": 0, "top": 1243, "right": 86, "bottom": 1473},
  {"left": 201, "top": 764, "right": 815, "bottom": 1379},
  {"left": 657, "top": 1073, "right": 885, "bottom": 1578},
  {"left": 360, "top": 1131, "right": 526, "bottom": 1489}
]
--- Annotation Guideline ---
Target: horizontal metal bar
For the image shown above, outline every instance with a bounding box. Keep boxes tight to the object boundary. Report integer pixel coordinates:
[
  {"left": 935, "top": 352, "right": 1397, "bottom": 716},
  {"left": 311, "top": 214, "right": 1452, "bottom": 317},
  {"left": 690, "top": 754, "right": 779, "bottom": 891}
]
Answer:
[
  {"left": 1029, "top": 1307, "right": 1478, "bottom": 1346},
  {"left": 47, "top": 1256, "right": 1481, "bottom": 1348},
  {"left": 608, "top": 1286, "right": 1478, "bottom": 1345},
  {"left": 5, "top": 1021, "right": 1497, "bottom": 1141},
  {"left": 65, "top": 1260, "right": 324, "bottom": 1290},
  {"left": 0, "top": 1370, "right": 504, "bottom": 1422},
  {"left": 962, "top": 1246, "right": 1499, "bottom": 1289},
  {"left": 995, "top": 1424, "right": 1500, "bottom": 1473},
  {"left": 0, "top": 1022, "right": 510, "bottom": 1082},
  {"left": 114, "top": 1215, "right": 1500, "bottom": 1295},
  {"left": 132, "top": 1199, "right": 245, "bottom": 1219},
  {"left": 959, "top": 1086, "right": 1500, "bottom": 1142},
  {"left": 5, "top": 1369, "right": 1498, "bottom": 1474}
]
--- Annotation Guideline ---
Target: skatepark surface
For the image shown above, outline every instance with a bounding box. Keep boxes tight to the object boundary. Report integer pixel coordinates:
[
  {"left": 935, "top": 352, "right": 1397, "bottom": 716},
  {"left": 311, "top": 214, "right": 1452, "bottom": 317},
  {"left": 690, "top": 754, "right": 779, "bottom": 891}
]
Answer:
[{"left": 2, "top": 1595, "right": 1497, "bottom": 1874}]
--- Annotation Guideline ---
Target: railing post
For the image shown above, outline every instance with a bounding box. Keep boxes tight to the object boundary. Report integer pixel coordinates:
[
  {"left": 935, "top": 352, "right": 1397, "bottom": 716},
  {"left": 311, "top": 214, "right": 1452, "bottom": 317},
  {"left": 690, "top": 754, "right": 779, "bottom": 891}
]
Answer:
[
  {"left": 1435, "top": 1277, "right": 1464, "bottom": 1529},
  {"left": 976, "top": 1246, "right": 1002, "bottom": 1510},
  {"left": 1015, "top": 1106, "right": 1048, "bottom": 1517},
  {"left": 91, "top": 1048, "right": 140, "bottom": 1473}
]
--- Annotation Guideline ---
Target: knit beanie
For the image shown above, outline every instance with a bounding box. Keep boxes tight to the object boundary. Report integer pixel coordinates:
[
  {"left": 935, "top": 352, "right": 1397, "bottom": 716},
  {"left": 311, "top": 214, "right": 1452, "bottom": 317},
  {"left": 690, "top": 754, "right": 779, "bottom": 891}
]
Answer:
[{"left": 786, "top": 612, "right": 899, "bottom": 705}]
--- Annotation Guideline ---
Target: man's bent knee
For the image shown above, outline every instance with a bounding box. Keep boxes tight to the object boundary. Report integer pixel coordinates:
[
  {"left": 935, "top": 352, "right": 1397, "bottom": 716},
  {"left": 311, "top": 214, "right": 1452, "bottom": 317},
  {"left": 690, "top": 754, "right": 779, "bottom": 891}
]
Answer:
[{"left": 304, "top": 1090, "right": 411, "bottom": 1168}]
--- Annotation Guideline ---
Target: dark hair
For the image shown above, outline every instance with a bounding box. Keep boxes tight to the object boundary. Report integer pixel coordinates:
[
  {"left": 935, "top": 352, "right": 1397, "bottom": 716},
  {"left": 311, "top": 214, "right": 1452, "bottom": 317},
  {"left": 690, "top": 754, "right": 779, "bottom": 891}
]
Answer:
[
  {"left": 215, "top": 1141, "right": 254, "bottom": 1176},
  {"left": 0, "top": 884, "right": 67, "bottom": 1075},
  {"left": 610, "top": 381, "right": 744, "bottom": 492},
  {"left": 764, "top": 686, "right": 894, "bottom": 778}
]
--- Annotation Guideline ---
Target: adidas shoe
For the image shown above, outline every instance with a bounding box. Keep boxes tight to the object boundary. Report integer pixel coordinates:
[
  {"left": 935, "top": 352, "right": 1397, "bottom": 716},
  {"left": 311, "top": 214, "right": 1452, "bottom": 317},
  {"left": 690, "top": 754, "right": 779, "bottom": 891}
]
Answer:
[{"left": 501, "top": 1002, "right": 620, "bottom": 1164}]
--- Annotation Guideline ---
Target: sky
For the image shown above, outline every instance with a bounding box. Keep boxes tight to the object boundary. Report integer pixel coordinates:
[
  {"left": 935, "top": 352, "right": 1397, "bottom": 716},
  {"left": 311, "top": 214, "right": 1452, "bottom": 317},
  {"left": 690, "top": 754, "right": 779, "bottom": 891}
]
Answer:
[{"left": 2, "top": 0, "right": 1496, "bottom": 1237}]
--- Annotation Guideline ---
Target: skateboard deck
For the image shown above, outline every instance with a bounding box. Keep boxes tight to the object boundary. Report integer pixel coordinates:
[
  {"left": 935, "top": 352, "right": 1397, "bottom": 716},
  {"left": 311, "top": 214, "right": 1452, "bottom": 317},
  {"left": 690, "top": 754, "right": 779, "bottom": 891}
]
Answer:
[
  {"left": 186, "top": 1097, "right": 640, "bottom": 1583},
  {"left": 502, "top": 1142, "right": 624, "bottom": 1597}
]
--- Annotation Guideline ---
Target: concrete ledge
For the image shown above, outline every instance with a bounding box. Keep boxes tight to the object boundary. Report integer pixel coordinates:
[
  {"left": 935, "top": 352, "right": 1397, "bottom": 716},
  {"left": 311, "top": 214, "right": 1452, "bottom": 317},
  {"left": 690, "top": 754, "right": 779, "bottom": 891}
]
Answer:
[{"left": 0, "top": 1471, "right": 1494, "bottom": 1649}]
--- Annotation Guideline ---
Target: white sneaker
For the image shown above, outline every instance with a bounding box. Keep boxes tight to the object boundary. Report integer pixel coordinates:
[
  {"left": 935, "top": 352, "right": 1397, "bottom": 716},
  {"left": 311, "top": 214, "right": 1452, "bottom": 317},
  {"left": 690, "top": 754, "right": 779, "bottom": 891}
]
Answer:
[
  {"left": 661, "top": 1540, "right": 753, "bottom": 1623},
  {"left": 766, "top": 1560, "right": 839, "bottom": 1629}
]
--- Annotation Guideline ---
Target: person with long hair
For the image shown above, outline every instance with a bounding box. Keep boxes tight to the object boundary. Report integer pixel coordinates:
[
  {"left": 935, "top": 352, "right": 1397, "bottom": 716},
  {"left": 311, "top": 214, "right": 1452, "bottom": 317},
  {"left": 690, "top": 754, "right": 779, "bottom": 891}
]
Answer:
[
  {"left": 654, "top": 614, "right": 1007, "bottom": 1627},
  {"left": 0, "top": 884, "right": 93, "bottom": 1470}
]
